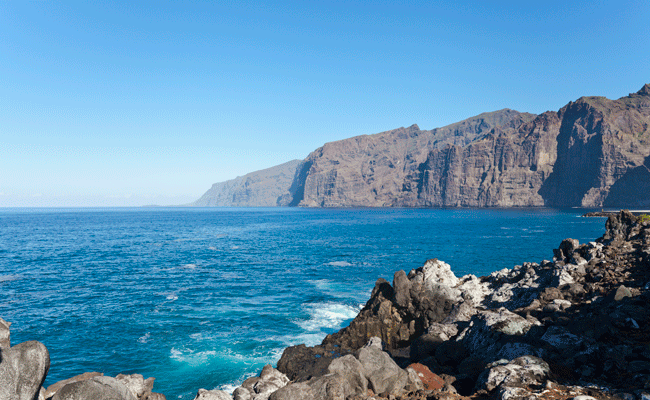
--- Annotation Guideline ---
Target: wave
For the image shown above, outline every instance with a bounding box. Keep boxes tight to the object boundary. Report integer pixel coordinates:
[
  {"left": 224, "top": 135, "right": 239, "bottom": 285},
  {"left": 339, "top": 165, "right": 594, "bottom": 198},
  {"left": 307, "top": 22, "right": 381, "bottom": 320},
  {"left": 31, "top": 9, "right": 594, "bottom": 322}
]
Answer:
[
  {"left": 294, "top": 302, "right": 361, "bottom": 346},
  {"left": 327, "top": 261, "right": 352, "bottom": 267}
]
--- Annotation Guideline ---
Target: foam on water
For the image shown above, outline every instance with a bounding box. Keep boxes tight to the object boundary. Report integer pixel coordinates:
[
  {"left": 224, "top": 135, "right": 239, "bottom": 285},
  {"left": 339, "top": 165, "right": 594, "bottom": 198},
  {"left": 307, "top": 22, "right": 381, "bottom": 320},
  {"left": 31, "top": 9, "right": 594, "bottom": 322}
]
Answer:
[
  {"left": 328, "top": 261, "right": 352, "bottom": 267},
  {"left": 296, "top": 302, "right": 361, "bottom": 339}
]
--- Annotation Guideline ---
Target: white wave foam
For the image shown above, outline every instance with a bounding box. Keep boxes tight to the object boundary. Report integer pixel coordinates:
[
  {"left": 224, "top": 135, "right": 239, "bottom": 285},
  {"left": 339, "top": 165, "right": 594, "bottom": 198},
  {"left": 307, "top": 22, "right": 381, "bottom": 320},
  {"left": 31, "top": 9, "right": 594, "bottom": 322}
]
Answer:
[
  {"left": 328, "top": 261, "right": 352, "bottom": 267},
  {"left": 295, "top": 302, "right": 361, "bottom": 345},
  {"left": 0, "top": 275, "right": 20, "bottom": 282},
  {"left": 170, "top": 348, "right": 217, "bottom": 366},
  {"left": 138, "top": 332, "right": 151, "bottom": 344},
  {"left": 166, "top": 294, "right": 178, "bottom": 301}
]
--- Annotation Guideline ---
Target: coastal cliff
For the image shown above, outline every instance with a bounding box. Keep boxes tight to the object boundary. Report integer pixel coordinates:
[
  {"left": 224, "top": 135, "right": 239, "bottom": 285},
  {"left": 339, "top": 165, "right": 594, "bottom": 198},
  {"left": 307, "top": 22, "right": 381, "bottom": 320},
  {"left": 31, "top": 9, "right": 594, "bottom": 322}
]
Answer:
[
  {"left": 195, "top": 84, "right": 650, "bottom": 208},
  {"left": 4, "top": 211, "right": 650, "bottom": 399},
  {"left": 191, "top": 160, "right": 303, "bottom": 207}
]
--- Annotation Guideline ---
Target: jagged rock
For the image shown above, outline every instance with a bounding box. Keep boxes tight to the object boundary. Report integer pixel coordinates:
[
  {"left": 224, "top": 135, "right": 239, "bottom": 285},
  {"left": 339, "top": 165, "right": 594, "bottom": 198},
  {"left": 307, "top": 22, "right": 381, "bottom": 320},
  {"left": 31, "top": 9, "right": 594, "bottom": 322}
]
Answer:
[
  {"left": 193, "top": 388, "right": 232, "bottom": 400},
  {"left": 234, "top": 364, "right": 289, "bottom": 400},
  {"left": 44, "top": 372, "right": 104, "bottom": 399},
  {"left": 307, "top": 373, "right": 349, "bottom": 400},
  {"left": 0, "top": 317, "right": 10, "bottom": 349},
  {"left": 267, "top": 383, "right": 313, "bottom": 400},
  {"left": 459, "top": 308, "right": 533, "bottom": 362},
  {"left": 406, "top": 363, "right": 443, "bottom": 390},
  {"left": 52, "top": 376, "right": 137, "bottom": 400},
  {"left": 116, "top": 374, "right": 155, "bottom": 400},
  {"left": 410, "top": 322, "right": 458, "bottom": 360},
  {"left": 614, "top": 285, "right": 632, "bottom": 301},
  {"left": 0, "top": 340, "right": 50, "bottom": 400},
  {"left": 540, "top": 326, "right": 582, "bottom": 350},
  {"left": 357, "top": 338, "right": 409, "bottom": 395},
  {"left": 477, "top": 356, "right": 550, "bottom": 392},
  {"left": 326, "top": 355, "right": 367, "bottom": 397}
]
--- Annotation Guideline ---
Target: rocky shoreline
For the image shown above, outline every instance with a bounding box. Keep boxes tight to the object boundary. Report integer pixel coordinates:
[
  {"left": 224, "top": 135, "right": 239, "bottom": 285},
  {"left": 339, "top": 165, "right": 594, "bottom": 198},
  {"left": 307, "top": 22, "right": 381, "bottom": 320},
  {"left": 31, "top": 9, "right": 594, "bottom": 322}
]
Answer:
[{"left": 2, "top": 210, "right": 650, "bottom": 400}]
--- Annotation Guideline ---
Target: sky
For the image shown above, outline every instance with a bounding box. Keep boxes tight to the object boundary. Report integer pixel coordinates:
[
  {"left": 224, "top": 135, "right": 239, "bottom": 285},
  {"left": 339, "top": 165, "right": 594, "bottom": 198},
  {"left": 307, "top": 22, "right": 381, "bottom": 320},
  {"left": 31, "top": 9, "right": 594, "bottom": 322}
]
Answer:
[{"left": 1, "top": 1, "right": 649, "bottom": 207}]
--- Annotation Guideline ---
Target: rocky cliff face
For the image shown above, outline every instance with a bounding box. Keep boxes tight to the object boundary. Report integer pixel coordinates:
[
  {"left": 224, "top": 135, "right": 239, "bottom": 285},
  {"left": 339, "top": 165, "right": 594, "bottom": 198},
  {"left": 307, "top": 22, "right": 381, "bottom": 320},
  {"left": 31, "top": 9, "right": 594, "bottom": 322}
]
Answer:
[
  {"left": 192, "top": 160, "right": 303, "bottom": 207},
  {"left": 291, "top": 109, "right": 536, "bottom": 207},
  {"left": 292, "top": 84, "right": 650, "bottom": 208},
  {"left": 195, "top": 84, "right": 650, "bottom": 208}
]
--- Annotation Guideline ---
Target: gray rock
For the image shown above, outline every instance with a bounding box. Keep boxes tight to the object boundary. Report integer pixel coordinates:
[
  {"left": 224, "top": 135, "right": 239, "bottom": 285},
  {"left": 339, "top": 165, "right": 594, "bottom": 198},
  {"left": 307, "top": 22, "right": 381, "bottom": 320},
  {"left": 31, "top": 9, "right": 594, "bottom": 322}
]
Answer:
[
  {"left": 193, "top": 388, "right": 232, "bottom": 400},
  {"left": 326, "top": 355, "right": 367, "bottom": 397},
  {"left": 540, "top": 326, "right": 582, "bottom": 350},
  {"left": 234, "top": 364, "right": 289, "bottom": 400},
  {"left": 404, "top": 367, "right": 424, "bottom": 392},
  {"left": 460, "top": 308, "right": 533, "bottom": 361},
  {"left": 268, "top": 383, "right": 313, "bottom": 400},
  {"left": 308, "top": 373, "right": 348, "bottom": 400},
  {"left": 477, "top": 355, "right": 550, "bottom": 392},
  {"left": 116, "top": 374, "right": 154, "bottom": 400},
  {"left": 421, "top": 259, "right": 459, "bottom": 288},
  {"left": 615, "top": 285, "right": 633, "bottom": 301},
  {"left": 0, "top": 318, "right": 10, "bottom": 349},
  {"left": 44, "top": 372, "right": 104, "bottom": 399},
  {"left": 358, "top": 341, "right": 408, "bottom": 395},
  {"left": 0, "top": 340, "right": 50, "bottom": 400},
  {"left": 410, "top": 322, "right": 458, "bottom": 360},
  {"left": 52, "top": 376, "right": 137, "bottom": 400}
]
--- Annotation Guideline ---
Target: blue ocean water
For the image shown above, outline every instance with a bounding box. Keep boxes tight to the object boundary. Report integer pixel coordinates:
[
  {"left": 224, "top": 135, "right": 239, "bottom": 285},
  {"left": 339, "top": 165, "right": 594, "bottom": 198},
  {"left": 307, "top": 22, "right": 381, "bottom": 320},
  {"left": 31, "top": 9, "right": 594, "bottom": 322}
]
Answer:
[{"left": 0, "top": 208, "right": 605, "bottom": 399}]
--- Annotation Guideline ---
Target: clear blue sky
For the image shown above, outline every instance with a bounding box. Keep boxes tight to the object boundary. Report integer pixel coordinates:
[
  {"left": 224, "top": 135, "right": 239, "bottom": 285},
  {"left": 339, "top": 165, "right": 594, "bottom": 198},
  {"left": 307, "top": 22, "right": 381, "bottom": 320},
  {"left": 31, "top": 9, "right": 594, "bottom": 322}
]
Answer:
[{"left": 1, "top": 1, "right": 648, "bottom": 206}]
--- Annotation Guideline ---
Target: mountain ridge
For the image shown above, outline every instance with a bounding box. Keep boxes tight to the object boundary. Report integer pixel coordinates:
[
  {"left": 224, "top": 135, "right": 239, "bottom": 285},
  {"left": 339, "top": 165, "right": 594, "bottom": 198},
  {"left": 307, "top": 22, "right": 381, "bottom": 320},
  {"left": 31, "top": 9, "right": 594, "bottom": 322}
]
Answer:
[{"left": 193, "top": 84, "right": 650, "bottom": 208}]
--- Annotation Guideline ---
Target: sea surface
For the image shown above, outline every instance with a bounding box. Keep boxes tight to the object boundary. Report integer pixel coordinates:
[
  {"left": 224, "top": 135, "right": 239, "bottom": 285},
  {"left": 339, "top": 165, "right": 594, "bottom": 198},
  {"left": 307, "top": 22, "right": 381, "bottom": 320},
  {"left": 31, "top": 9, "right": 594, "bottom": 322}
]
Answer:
[{"left": 0, "top": 208, "right": 606, "bottom": 399}]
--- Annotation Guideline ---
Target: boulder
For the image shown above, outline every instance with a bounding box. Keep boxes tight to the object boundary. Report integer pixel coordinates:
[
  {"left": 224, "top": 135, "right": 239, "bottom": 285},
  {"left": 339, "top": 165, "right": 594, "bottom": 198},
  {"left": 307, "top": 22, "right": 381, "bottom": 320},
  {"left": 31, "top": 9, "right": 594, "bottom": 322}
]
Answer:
[
  {"left": 0, "top": 340, "right": 50, "bottom": 400},
  {"left": 116, "top": 373, "right": 155, "bottom": 400},
  {"left": 44, "top": 372, "right": 104, "bottom": 399},
  {"left": 307, "top": 373, "right": 348, "bottom": 400},
  {"left": 193, "top": 388, "right": 232, "bottom": 400},
  {"left": 234, "top": 364, "right": 289, "bottom": 400},
  {"left": 357, "top": 338, "right": 408, "bottom": 395},
  {"left": 52, "top": 376, "right": 137, "bottom": 400},
  {"left": 406, "top": 363, "right": 443, "bottom": 390},
  {"left": 326, "top": 354, "right": 367, "bottom": 397},
  {"left": 477, "top": 356, "right": 550, "bottom": 392},
  {"left": 460, "top": 308, "right": 533, "bottom": 362},
  {"left": 0, "top": 317, "right": 10, "bottom": 349},
  {"left": 268, "top": 383, "right": 313, "bottom": 400}
]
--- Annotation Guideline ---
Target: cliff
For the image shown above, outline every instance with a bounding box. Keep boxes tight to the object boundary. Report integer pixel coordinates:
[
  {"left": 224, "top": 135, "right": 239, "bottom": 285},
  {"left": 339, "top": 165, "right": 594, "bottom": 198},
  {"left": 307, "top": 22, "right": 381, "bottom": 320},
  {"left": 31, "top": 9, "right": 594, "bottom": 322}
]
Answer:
[
  {"left": 194, "top": 84, "right": 650, "bottom": 208},
  {"left": 191, "top": 160, "right": 303, "bottom": 207}
]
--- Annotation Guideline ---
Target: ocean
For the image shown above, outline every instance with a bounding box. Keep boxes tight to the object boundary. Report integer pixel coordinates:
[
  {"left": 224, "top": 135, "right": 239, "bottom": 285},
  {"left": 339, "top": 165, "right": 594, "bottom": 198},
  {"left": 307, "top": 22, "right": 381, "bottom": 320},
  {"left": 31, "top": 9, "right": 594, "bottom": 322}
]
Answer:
[{"left": 0, "top": 207, "right": 605, "bottom": 399}]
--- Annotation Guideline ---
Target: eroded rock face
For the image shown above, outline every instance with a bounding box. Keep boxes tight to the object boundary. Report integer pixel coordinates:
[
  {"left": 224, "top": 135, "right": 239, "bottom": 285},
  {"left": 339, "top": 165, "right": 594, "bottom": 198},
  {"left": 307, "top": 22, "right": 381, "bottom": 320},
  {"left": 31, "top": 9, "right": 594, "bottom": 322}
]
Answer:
[
  {"left": 233, "top": 365, "right": 289, "bottom": 400},
  {"left": 194, "top": 388, "right": 232, "bottom": 400},
  {"left": 0, "top": 340, "right": 50, "bottom": 400},
  {"left": 0, "top": 317, "right": 10, "bottom": 349},
  {"left": 52, "top": 376, "right": 137, "bottom": 400},
  {"left": 192, "top": 160, "right": 304, "bottom": 207}
]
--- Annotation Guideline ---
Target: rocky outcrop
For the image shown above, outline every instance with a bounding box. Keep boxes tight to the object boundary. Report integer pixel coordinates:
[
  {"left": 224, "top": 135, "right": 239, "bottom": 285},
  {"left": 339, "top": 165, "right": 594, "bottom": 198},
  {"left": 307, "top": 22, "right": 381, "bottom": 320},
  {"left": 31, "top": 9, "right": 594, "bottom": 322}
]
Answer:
[
  {"left": 192, "top": 160, "right": 303, "bottom": 207},
  {"left": 273, "top": 210, "right": 650, "bottom": 399},
  {"left": 232, "top": 364, "right": 290, "bottom": 400},
  {"left": 0, "top": 340, "right": 50, "bottom": 400}
]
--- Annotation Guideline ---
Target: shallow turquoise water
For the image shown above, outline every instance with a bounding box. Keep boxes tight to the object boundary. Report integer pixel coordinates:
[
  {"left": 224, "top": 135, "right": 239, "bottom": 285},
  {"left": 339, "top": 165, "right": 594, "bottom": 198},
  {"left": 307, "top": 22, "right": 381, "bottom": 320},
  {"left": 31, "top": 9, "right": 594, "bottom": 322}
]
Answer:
[{"left": 0, "top": 208, "right": 605, "bottom": 399}]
